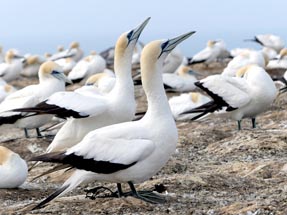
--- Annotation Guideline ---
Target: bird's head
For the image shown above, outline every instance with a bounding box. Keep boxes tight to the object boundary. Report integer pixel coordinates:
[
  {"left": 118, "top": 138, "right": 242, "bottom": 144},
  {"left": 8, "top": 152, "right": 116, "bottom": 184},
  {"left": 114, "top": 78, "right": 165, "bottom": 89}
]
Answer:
[{"left": 39, "top": 61, "right": 72, "bottom": 84}]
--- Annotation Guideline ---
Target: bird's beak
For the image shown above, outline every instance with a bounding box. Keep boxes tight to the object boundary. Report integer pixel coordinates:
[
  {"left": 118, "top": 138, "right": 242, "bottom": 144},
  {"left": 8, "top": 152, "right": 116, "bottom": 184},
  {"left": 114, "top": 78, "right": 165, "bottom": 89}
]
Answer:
[
  {"left": 128, "top": 17, "right": 151, "bottom": 45},
  {"left": 53, "top": 72, "right": 73, "bottom": 84},
  {"left": 159, "top": 31, "right": 196, "bottom": 58}
]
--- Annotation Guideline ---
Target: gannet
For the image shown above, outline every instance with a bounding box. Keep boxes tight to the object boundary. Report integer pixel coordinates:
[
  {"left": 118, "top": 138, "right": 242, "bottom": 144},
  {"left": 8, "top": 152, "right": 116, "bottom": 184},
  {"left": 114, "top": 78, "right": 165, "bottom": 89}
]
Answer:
[
  {"left": 54, "top": 57, "right": 76, "bottom": 74},
  {"left": 245, "top": 34, "right": 285, "bottom": 53},
  {"left": 0, "top": 50, "right": 25, "bottom": 82},
  {"left": 68, "top": 51, "right": 107, "bottom": 83},
  {"left": 0, "top": 61, "right": 70, "bottom": 138},
  {"left": 84, "top": 69, "right": 115, "bottom": 94},
  {"left": 267, "top": 48, "right": 287, "bottom": 69},
  {"left": 30, "top": 31, "right": 194, "bottom": 210},
  {"left": 0, "top": 146, "right": 28, "bottom": 188},
  {"left": 67, "top": 41, "right": 84, "bottom": 62},
  {"left": 0, "top": 83, "right": 16, "bottom": 103},
  {"left": 222, "top": 50, "right": 268, "bottom": 77},
  {"left": 188, "top": 40, "right": 229, "bottom": 65},
  {"left": 182, "top": 64, "right": 277, "bottom": 130},
  {"left": 14, "top": 18, "right": 150, "bottom": 152},
  {"left": 163, "top": 65, "right": 198, "bottom": 92},
  {"left": 169, "top": 92, "right": 211, "bottom": 120},
  {"left": 21, "top": 55, "right": 44, "bottom": 77}
]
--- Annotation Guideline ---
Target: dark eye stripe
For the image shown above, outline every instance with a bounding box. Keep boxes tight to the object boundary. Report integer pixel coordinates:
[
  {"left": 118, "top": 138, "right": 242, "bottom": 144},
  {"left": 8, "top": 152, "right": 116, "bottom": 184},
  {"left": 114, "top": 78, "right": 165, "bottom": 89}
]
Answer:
[
  {"left": 52, "top": 70, "right": 60, "bottom": 74},
  {"left": 161, "top": 41, "right": 169, "bottom": 50},
  {"left": 127, "top": 30, "right": 133, "bottom": 40}
]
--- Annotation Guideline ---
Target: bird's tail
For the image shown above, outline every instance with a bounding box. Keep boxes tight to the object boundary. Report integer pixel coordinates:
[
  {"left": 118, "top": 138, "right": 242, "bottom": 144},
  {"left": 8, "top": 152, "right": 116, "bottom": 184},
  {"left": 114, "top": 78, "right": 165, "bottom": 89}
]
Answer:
[
  {"left": 31, "top": 170, "right": 85, "bottom": 210},
  {"left": 180, "top": 101, "right": 219, "bottom": 121}
]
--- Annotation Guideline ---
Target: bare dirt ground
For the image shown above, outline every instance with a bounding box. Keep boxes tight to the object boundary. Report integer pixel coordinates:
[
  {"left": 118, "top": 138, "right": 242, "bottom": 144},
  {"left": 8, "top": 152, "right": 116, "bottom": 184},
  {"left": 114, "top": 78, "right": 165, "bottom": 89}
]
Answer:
[{"left": 1, "top": 64, "right": 287, "bottom": 215}]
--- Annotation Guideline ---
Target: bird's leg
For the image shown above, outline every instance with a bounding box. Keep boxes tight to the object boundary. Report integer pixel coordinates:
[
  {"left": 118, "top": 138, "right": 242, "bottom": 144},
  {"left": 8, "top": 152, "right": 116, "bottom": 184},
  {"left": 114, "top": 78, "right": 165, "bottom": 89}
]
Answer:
[
  {"left": 24, "top": 128, "right": 30, "bottom": 138},
  {"left": 117, "top": 183, "right": 124, "bottom": 197},
  {"left": 36, "top": 128, "right": 43, "bottom": 138},
  {"left": 85, "top": 186, "right": 118, "bottom": 199},
  {"left": 251, "top": 118, "right": 256, "bottom": 128},
  {"left": 237, "top": 120, "right": 241, "bottom": 131},
  {"left": 127, "top": 181, "right": 165, "bottom": 204}
]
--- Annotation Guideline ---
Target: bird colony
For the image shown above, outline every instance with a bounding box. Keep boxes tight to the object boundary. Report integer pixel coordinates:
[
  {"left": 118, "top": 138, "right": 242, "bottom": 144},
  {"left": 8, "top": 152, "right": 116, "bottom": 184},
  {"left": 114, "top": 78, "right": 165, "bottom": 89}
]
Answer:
[{"left": 0, "top": 18, "right": 287, "bottom": 214}]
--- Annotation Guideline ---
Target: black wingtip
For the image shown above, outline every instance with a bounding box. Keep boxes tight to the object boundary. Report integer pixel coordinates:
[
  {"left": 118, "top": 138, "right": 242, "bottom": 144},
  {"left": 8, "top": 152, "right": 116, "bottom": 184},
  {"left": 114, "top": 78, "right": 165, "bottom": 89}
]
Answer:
[
  {"left": 31, "top": 185, "right": 69, "bottom": 211},
  {"left": 0, "top": 114, "right": 22, "bottom": 125}
]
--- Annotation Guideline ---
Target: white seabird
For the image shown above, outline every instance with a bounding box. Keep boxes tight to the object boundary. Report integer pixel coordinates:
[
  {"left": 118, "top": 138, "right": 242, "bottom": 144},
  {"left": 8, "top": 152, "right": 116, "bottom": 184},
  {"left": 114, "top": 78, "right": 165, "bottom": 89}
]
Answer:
[
  {"left": 188, "top": 40, "right": 229, "bottom": 66},
  {"left": 0, "top": 146, "right": 28, "bottom": 188},
  {"left": 222, "top": 50, "right": 268, "bottom": 77},
  {"left": 0, "top": 50, "right": 25, "bottom": 82},
  {"left": 1, "top": 61, "right": 70, "bottom": 137},
  {"left": 182, "top": 64, "right": 277, "bottom": 130},
  {"left": 0, "top": 83, "right": 16, "bottom": 103},
  {"left": 84, "top": 69, "right": 116, "bottom": 94},
  {"left": 163, "top": 65, "right": 198, "bottom": 92},
  {"left": 169, "top": 92, "right": 211, "bottom": 120},
  {"left": 30, "top": 31, "right": 194, "bottom": 210},
  {"left": 67, "top": 51, "right": 107, "bottom": 83},
  {"left": 21, "top": 55, "right": 44, "bottom": 77},
  {"left": 245, "top": 34, "right": 285, "bottom": 53},
  {"left": 15, "top": 18, "right": 150, "bottom": 152},
  {"left": 267, "top": 48, "right": 287, "bottom": 70}
]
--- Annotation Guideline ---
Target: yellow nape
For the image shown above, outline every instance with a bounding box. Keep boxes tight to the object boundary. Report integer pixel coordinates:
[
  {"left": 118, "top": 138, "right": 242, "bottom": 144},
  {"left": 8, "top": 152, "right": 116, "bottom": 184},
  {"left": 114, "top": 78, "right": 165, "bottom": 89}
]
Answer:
[
  {"left": 115, "top": 33, "right": 129, "bottom": 58},
  {"left": 57, "top": 45, "right": 64, "bottom": 52},
  {"left": 86, "top": 73, "right": 107, "bottom": 85},
  {"left": 190, "top": 92, "right": 199, "bottom": 103},
  {"left": 279, "top": 48, "right": 287, "bottom": 58},
  {"left": 40, "top": 61, "right": 60, "bottom": 74},
  {"left": 0, "top": 146, "right": 12, "bottom": 165},
  {"left": 4, "top": 84, "right": 12, "bottom": 93},
  {"left": 90, "top": 50, "right": 97, "bottom": 55},
  {"left": 26, "top": 55, "right": 39, "bottom": 65},
  {"left": 70, "top": 41, "right": 80, "bottom": 49},
  {"left": 207, "top": 40, "right": 216, "bottom": 48},
  {"left": 236, "top": 64, "right": 256, "bottom": 77},
  {"left": 5, "top": 50, "right": 15, "bottom": 63},
  {"left": 178, "top": 66, "right": 192, "bottom": 76}
]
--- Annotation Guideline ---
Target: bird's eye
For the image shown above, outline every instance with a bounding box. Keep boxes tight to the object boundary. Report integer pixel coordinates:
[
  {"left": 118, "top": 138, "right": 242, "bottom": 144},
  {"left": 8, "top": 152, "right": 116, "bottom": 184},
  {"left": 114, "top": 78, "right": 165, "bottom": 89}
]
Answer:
[
  {"left": 52, "top": 70, "right": 60, "bottom": 75},
  {"left": 161, "top": 41, "right": 169, "bottom": 50},
  {"left": 127, "top": 31, "right": 133, "bottom": 40}
]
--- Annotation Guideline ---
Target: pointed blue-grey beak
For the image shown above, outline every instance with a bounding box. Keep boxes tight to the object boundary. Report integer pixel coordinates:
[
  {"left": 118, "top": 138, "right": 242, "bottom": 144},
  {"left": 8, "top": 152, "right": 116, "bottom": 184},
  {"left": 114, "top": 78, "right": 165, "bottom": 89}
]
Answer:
[
  {"left": 158, "top": 31, "right": 196, "bottom": 58},
  {"left": 127, "top": 17, "right": 151, "bottom": 46}
]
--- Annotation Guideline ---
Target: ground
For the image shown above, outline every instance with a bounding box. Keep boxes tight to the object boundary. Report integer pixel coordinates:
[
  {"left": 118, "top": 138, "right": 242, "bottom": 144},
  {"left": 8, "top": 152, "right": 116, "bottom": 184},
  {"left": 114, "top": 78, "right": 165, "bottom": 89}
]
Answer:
[{"left": 1, "top": 64, "right": 287, "bottom": 215}]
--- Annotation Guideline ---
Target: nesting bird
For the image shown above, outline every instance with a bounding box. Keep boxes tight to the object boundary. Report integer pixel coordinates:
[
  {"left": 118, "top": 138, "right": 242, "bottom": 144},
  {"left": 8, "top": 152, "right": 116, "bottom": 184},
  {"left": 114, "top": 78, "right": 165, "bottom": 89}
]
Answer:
[
  {"left": 245, "top": 34, "right": 285, "bottom": 53},
  {"left": 222, "top": 50, "right": 268, "bottom": 77},
  {"left": 0, "top": 50, "right": 25, "bottom": 82},
  {"left": 0, "top": 146, "right": 28, "bottom": 188},
  {"left": 182, "top": 64, "right": 277, "bottom": 130},
  {"left": 29, "top": 30, "right": 194, "bottom": 210},
  {"left": 21, "top": 55, "right": 44, "bottom": 77},
  {"left": 163, "top": 65, "right": 198, "bottom": 92},
  {"left": 67, "top": 51, "right": 107, "bottom": 83},
  {"left": 84, "top": 69, "right": 115, "bottom": 94},
  {"left": 188, "top": 40, "right": 230, "bottom": 66},
  {"left": 1, "top": 61, "right": 70, "bottom": 137},
  {"left": 169, "top": 92, "right": 211, "bottom": 120},
  {"left": 267, "top": 48, "right": 287, "bottom": 69},
  {"left": 0, "top": 83, "right": 16, "bottom": 103}
]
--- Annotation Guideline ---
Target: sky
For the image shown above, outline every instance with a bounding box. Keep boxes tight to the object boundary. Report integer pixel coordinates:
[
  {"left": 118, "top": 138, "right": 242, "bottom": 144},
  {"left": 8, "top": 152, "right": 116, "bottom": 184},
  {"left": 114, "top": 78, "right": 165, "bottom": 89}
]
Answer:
[{"left": 0, "top": 0, "right": 286, "bottom": 57}]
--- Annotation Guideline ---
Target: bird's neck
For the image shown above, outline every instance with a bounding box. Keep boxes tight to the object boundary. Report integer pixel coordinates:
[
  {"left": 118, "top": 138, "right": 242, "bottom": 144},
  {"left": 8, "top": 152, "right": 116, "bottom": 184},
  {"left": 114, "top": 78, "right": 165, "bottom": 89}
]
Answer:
[
  {"left": 110, "top": 51, "right": 134, "bottom": 97},
  {"left": 142, "top": 63, "right": 173, "bottom": 120}
]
